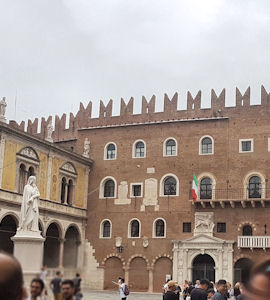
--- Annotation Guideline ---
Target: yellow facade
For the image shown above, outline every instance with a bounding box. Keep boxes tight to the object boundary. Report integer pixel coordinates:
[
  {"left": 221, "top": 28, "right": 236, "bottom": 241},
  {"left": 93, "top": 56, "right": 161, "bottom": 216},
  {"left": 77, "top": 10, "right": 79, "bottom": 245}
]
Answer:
[
  {"left": 2, "top": 140, "right": 22, "bottom": 191},
  {"left": 1, "top": 136, "right": 88, "bottom": 209}
]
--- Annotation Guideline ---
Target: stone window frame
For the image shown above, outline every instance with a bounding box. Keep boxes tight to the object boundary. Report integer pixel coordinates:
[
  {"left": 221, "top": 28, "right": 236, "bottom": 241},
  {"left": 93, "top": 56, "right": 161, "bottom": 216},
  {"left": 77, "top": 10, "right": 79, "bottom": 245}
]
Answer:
[
  {"left": 132, "top": 139, "right": 146, "bottom": 159},
  {"left": 15, "top": 146, "right": 40, "bottom": 193},
  {"left": 159, "top": 173, "right": 179, "bottom": 197},
  {"left": 152, "top": 217, "right": 166, "bottom": 238},
  {"left": 99, "top": 176, "right": 117, "bottom": 199},
  {"left": 197, "top": 172, "right": 216, "bottom": 201},
  {"left": 99, "top": 219, "right": 112, "bottom": 239},
  {"left": 104, "top": 142, "right": 117, "bottom": 160},
  {"left": 239, "top": 138, "right": 254, "bottom": 153},
  {"left": 130, "top": 182, "right": 143, "bottom": 198},
  {"left": 59, "top": 162, "right": 77, "bottom": 206},
  {"left": 199, "top": 135, "right": 214, "bottom": 155},
  {"left": 243, "top": 171, "right": 265, "bottom": 199},
  {"left": 163, "top": 137, "right": 178, "bottom": 157},
  {"left": 128, "top": 218, "right": 141, "bottom": 239}
]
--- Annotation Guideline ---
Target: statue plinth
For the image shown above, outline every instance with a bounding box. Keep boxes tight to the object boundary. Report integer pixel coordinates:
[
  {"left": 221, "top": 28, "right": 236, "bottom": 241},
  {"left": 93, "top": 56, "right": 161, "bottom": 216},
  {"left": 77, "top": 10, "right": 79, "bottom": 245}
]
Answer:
[
  {"left": 0, "top": 115, "right": 6, "bottom": 123},
  {"left": 12, "top": 230, "right": 45, "bottom": 284}
]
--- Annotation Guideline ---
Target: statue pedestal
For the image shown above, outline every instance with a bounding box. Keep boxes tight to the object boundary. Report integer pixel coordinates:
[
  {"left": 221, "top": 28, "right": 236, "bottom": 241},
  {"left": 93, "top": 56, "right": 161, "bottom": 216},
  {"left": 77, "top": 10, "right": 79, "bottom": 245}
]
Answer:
[
  {"left": 12, "top": 230, "right": 45, "bottom": 284},
  {"left": 0, "top": 115, "right": 6, "bottom": 123}
]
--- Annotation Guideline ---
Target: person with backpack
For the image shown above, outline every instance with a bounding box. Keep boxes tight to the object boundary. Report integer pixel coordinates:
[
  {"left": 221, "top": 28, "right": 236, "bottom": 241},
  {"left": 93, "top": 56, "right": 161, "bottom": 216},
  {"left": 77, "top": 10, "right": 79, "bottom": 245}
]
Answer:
[{"left": 118, "top": 277, "right": 129, "bottom": 299}]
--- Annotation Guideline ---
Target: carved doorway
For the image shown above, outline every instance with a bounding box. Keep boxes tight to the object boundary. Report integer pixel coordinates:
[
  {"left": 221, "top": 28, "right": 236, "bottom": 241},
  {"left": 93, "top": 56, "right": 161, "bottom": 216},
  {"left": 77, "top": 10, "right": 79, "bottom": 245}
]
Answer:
[{"left": 192, "top": 254, "right": 215, "bottom": 283}]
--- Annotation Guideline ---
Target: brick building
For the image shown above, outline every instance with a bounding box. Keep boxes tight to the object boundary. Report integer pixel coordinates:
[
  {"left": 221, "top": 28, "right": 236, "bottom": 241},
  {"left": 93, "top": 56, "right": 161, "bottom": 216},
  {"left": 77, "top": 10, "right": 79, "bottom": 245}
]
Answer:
[{"left": 2, "top": 86, "right": 270, "bottom": 292}]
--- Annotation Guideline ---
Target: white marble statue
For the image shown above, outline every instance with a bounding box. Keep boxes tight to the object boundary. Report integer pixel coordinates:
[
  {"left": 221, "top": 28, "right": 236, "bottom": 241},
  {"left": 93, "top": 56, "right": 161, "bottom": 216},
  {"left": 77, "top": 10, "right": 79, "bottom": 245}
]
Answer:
[
  {"left": 18, "top": 176, "right": 40, "bottom": 232},
  {"left": 0, "top": 97, "right": 7, "bottom": 122},
  {"left": 46, "top": 121, "right": 54, "bottom": 142},
  {"left": 83, "top": 138, "right": 90, "bottom": 157}
]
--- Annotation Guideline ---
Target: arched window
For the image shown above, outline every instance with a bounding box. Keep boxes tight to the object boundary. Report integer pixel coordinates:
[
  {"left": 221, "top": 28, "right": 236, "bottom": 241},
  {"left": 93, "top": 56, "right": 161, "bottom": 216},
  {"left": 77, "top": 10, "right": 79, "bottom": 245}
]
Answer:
[
  {"left": 106, "top": 143, "right": 116, "bottom": 160},
  {"left": 201, "top": 137, "right": 213, "bottom": 154},
  {"left": 135, "top": 141, "right": 145, "bottom": 158},
  {"left": 242, "top": 225, "right": 253, "bottom": 236},
  {"left": 248, "top": 176, "right": 261, "bottom": 198},
  {"left": 200, "top": 178, "right": 212, "bottom": 199},
  {"left": 67, "top": 179, "right": 73, "bottom": 205},
  {"left": 155, "top": 219, "right": 165, "bottom": 237},
  {"left": 28, "top": 166, "right": 35, "bottom": 177},
  {"left": 104, "top": 180, "right": 115, "bottom": 197},
  {"left": 18, "top": 164, "right": 27, "bottom": 194},
  {"left": 164, "top": 177, "right": 177, "bottom": 195},
  {"left": 60, "top": 177, "right": 67, "bottom": 204},
  {"left": 102, "top": 220, "right": 111, "bottom": 238},
  {"left": 165, "top": 139, "right": 176, "bottom": 156},
  {"left": 130, "top": 220, "right": 140, "bottom": 238},
  {"left": 59, "top": 162, "right": 77, "bottom": 206}
]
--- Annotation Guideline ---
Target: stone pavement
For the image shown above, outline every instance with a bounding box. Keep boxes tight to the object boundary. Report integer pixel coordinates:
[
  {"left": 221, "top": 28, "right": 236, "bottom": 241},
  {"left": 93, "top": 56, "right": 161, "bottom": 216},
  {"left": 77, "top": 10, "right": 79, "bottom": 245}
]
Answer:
[{"left": 83, "top": 290, "right": 163, "bottom": 300}]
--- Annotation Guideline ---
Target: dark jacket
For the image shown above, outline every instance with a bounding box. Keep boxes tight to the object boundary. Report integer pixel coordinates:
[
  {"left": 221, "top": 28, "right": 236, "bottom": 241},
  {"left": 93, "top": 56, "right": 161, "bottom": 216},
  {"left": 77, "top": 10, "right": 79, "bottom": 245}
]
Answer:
[{"left": 164, "top": 291, "right": 178, "bottom": 300}]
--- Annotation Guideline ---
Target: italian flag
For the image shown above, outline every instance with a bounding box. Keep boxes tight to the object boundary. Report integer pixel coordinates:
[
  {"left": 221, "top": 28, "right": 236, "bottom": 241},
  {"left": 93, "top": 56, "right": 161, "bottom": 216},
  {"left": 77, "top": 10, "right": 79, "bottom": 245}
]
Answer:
[{"left": 192, "top": 173, "right": 198, "bottom": 202}]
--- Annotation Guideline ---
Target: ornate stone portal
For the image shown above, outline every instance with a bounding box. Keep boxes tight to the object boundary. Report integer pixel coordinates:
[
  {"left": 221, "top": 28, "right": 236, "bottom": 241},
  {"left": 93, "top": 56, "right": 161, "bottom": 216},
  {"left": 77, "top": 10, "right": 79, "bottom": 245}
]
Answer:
[
  {"left": 172, "top": 212, "right": 234, "bottom": 285},
  {"left": 12, "top": 176, "right": 45, "bottom": 284}
]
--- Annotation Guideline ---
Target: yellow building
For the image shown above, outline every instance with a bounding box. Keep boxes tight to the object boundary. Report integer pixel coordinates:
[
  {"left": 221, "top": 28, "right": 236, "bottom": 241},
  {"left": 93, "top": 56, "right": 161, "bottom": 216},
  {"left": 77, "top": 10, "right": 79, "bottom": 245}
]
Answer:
[{"left": 0, "top": 122, "right": 103, "bottom": 288}]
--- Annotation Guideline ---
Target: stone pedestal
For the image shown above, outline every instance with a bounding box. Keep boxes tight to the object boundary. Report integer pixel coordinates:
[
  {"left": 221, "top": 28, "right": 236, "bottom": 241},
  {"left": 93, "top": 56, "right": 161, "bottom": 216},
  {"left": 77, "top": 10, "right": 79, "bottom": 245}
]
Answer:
[
  {"left": 12, "top": 230, "right": 45, "bottom": 285},
  {"left": 0, "top": 115, "right": 6, "bottom": 123}
]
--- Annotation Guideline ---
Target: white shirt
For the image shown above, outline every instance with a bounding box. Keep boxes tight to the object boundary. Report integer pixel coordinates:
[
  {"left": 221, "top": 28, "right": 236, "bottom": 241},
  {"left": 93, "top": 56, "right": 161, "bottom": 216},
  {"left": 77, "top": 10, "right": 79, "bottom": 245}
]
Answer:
[{"left": 119, "top": 283, "right": 126, "bottom": 298}]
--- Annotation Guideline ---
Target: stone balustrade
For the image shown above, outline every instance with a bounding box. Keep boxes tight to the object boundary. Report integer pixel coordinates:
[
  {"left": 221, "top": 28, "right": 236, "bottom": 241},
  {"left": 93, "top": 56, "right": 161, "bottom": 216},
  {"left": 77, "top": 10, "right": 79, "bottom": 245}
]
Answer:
[
  {"left": 237, "top": 236, "right": 270, "bottom": 249},
  {"left": 0, "top": 189, "right": 87, "bottom": 219}
]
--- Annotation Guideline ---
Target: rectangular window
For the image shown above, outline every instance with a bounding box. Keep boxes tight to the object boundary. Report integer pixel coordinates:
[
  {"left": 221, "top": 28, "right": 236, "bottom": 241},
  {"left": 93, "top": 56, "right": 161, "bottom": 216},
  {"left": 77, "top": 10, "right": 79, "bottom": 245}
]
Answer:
[
  {"left": 130, "top": 183, "right": 143, "bottom": 197},
  {"left": 217, "top": 222, "right": 226, "bottom": 233},
  {"left": 239, "top": 139, "right": 253, "bottom": 153},
  {"left": 183, "top": 222, "right": 191, "bottom": 233},
  {"left": 133, "top": 185, "right": 141, "bottom": 197}
]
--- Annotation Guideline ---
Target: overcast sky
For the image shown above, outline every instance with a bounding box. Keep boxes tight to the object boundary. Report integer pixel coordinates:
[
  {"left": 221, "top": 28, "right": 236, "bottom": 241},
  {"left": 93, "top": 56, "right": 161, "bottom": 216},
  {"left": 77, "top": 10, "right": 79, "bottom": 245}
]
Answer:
[{"left": 0, "top": 0, "right": 270, "bottom": 124}]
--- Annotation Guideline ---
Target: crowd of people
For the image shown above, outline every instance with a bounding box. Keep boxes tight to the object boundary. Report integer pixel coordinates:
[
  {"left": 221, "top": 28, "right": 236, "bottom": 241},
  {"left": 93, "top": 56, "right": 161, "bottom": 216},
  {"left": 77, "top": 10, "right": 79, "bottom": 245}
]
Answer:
[
  {"left": 162, "top": 258, "right": 270, "bottom": 300},
  {"left": 163, "top": 259, "right": 270, "bottom": 300},
  {"left": 2, "top": 250, "right": 270, "bottom": 300},
  {"left": 0, "top": 252, "right": 83, "bottom": 300}
]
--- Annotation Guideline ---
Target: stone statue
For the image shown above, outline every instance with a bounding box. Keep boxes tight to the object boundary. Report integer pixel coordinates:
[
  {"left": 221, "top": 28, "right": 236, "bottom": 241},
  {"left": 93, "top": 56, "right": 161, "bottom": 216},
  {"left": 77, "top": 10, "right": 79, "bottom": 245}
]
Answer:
[
  {"left": 83, "top": 138, "right": 90, "bottom": 158},
  {"left": 18, "top": 176, "right": 40, "bottom": 232},
  {"left": 0, "top": 97, "right": 7, "bottom": 122},
  {"left": 46, "top": 121, "right": 54, "bottom": 142}
]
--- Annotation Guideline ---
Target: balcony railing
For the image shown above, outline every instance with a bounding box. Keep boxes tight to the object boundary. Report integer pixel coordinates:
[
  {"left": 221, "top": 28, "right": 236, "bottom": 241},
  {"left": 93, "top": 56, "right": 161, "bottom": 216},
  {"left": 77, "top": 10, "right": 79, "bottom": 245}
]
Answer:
[
  {"left": 190, "top": 188, "right": 270, "bottom": 208},
  {"left": 238, "top": 236, "right": 270, "bottom": 249}
]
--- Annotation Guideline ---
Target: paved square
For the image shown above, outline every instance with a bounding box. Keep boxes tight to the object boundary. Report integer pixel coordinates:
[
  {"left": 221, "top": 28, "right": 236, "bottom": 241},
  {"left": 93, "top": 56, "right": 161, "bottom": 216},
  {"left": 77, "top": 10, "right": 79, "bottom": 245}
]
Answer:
[{"left": 83, "top": 290, "right": 163, "bottom": 300}]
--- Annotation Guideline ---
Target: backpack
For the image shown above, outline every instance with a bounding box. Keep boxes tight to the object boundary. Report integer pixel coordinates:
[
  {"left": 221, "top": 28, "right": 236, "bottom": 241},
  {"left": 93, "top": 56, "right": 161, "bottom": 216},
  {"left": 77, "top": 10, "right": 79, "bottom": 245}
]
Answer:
[{"left": 123, "top": 284, "right": 130, "bottom": 296}]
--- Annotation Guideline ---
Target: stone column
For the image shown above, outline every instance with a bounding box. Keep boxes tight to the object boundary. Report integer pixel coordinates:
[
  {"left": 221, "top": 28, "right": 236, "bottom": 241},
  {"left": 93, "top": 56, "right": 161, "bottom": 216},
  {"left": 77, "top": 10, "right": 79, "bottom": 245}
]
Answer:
[
  {"left": 64, "top": 183, "right": 68, "bottom": 204},
  {"left": 172, "top": 241, "right": 179, "bottom": 280},
  {"left": 148, "top": 267, "right": 154, "bottom": 293},
  {"left": 84, "top": 167, "right": 90, "bottom": 206},
  {"left": 59, "top": 238, "right": 65, "bottom": 269},
  {"left": 218, "top": 249, "right": 223, "bottom": 281},
  {"left": 0, "top": 134, "right": 5, "bottom": 189},
  {"left": 182, "top": 249, "right": 188, "bottom": 283},
  {"left": 124, "top": 267, "right": 129, "bottom": 285}
]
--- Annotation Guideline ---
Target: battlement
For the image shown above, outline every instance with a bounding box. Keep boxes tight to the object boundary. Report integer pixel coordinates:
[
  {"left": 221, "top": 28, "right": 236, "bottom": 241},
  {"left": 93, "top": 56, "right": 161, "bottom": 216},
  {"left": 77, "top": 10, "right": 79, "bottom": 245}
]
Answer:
[{"left": 8, "top": 86, "right": 270, "bottom": 142}]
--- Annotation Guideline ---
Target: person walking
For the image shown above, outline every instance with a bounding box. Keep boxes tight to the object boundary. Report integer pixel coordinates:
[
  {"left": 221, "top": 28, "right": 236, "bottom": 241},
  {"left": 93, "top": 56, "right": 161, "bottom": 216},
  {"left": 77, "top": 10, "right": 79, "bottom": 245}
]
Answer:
[
  {"left": 190, "top": 279, "right": 210, "bottom": 300},
  {"left": 50, "top": 271, "right": 62, "bottom": 300},
  {"left": 213, "top": 280, "right": 228, "bottom": 300},
  {"left": 73, "top": 273, "right": 82, "bottom": 296},
  {"left": 118, "top": 277, "right": 128, "bottom": 300}
]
